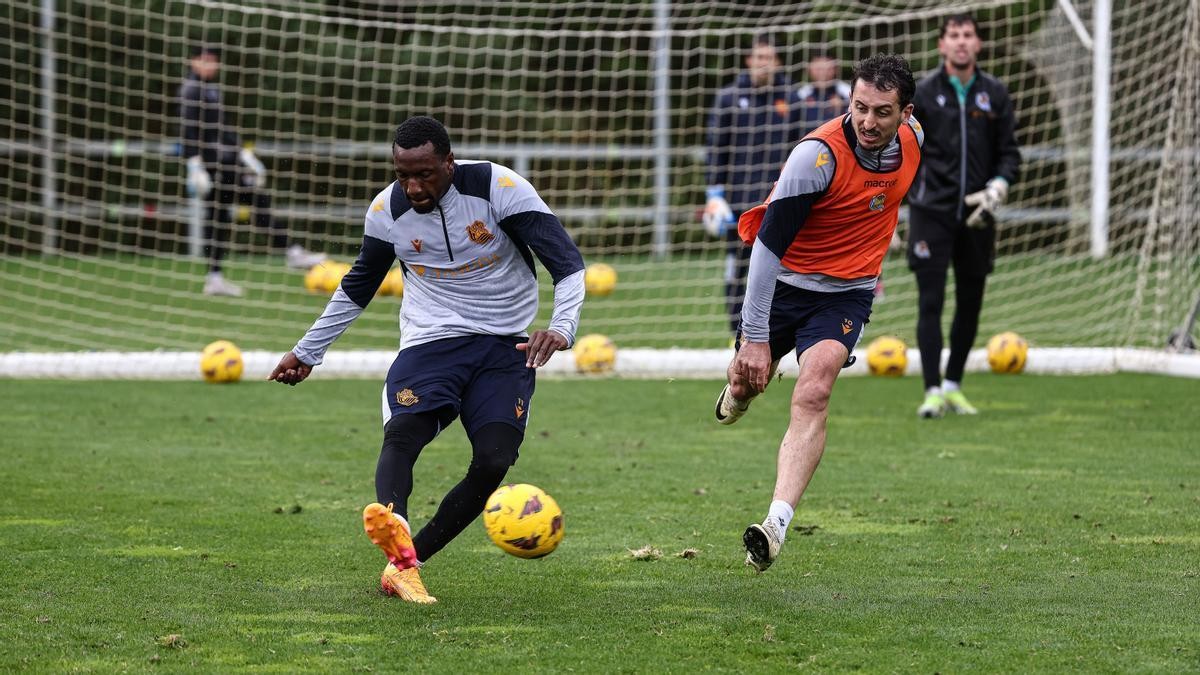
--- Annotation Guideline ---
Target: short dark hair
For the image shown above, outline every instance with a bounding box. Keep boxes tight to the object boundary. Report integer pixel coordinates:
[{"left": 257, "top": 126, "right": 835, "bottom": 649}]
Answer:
[
  {"left": 393, "top": 116, "right": 452, "bottom": 157},
  {"left": 940, "top": 13, "right": 980, "bottom": 38},
  {"left": 189, "top": 45, "right": 221, "bottom": 59},
  {"left": 750, "top": 33, "right": 778, "bottom": 52},
  {"left": 851, "top": 53, "right": 915, "bottom": 108}
]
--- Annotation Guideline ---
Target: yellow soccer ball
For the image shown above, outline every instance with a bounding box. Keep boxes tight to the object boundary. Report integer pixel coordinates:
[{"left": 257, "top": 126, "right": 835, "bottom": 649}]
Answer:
[
  {"left": 584, "top": 263, "right": 617, "bottom": 297},
  {"left": 865, "top": 336, "right": 908, "bottom": 377},
  {"left": 377, "top": 267, "right": 405, "bottom": 297},
  {"left": 482, "top": 483, "right": 564, "bottom": 558},
  {"left": 303, "top": 263, "right": 333, "bottom": 293},
  {"left": 573, "top": 333, "right": 616, "bottom": 374},
  {"left": 326, "top": 262, "right": 352, "bottom": 289},
  {"left": 200, "top": 340, "right": 244, "bottom": 383},
  {"left": 303, "top": 261, "right": 351, "bottom": 294},
  {"left": 987, "top": 331, "right": 1028, "bottom": 374}
]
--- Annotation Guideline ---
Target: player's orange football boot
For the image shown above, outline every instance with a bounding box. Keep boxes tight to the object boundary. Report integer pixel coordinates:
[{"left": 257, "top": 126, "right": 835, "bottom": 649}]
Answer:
[
  {"left": 362, "top": 502, "right": 419, "bottom": 569},
  {"left": 380, "top": 563, "right": 437, "bottom": 604}
]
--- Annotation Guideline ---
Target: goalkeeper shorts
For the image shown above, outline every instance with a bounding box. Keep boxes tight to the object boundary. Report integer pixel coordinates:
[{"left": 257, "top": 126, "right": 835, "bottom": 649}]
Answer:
[{"left": 906, "top": 206, "right": 996, "bottom": 276}]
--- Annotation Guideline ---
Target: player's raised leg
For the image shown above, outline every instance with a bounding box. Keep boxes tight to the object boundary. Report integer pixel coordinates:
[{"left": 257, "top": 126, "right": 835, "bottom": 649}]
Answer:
[{"left": 745, "top": 339, "right": 845, "bottom": 571}]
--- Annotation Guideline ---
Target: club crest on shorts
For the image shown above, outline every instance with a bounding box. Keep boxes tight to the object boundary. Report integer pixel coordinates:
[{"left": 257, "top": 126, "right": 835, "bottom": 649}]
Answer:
[
  {"left": 868, "top": 193, "right": 886, "bottom": 211},
  {"left": 841, "top": 318, "right": 854, "bottom": 335},
  {"left": 395, "top": 388, "right": 419, "bottom": 406},
  {"left": 467, "top": 220, "right": 495, "bottom": 245},
  {"left": 913, "top": 240, "right": 931, "bottom": 259},
  {"left": 515, "top": 397, "right": 525, "bottom": 419}
]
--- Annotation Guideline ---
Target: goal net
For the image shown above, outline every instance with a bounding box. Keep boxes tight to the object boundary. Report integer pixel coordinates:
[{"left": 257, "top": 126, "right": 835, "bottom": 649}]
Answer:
[{"left": 1, "top": 0, "right": 1197, "bottom": 377}]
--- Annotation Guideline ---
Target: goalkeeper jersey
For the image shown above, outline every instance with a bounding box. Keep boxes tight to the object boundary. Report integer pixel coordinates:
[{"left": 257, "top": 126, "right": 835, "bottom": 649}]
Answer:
[{"left": 293, "top": 160, "right": 585, "bottom": 365}]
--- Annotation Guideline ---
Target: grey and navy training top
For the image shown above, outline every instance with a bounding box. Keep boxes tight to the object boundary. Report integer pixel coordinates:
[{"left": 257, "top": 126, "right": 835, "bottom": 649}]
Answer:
[{"left": 292, "top": 160, "right": 586, "bottom": 365}]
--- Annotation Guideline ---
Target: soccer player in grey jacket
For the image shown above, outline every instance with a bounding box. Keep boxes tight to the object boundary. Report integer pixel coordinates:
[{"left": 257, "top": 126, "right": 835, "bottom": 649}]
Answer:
[{"left": 269, "top": 116, "right": 585, "bottom": 603}]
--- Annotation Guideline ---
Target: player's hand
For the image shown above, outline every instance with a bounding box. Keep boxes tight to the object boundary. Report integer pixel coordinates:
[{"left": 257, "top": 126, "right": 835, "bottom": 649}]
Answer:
[
  {"left": 238, "top": 148, "right": 267, "bottom": 189},
  {"left": 186, "top": 155, "right": 212, "bottom": 198},
  {"left": 702, "top": 186, "right": 734, "bottom": 238},
  {"left": 964, "top": 177, "right": 1008, "bottom": 228},
  {"left": 267, "top": 351, "right": 313, "bottom": 386},
  {"left": 733, "top": 340, "right": 772, "bottom": 394},
  {"left": 516, "top": 329, "right": 569, "bottom": 368}
]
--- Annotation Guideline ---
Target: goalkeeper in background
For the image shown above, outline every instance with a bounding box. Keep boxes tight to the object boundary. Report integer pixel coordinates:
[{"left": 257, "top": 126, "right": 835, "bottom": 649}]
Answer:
[
  {"left": 905, "top": 14, "right": 1021, "bottom": 418},
  {"left": 704, "top": 34, "right": 806, "bottom": 337},
  {"left": 179, "top": 45, "right": 326, "bottom": 297}
]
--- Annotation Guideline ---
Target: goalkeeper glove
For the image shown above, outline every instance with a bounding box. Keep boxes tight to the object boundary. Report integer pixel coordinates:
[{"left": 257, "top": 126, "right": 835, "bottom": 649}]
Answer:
[
  {"left": 238, "top": 148, "right": 267, "bottom": 189},
  {"left": 964, "top": 177, "right": 1008, "bottom": 228},
  {"left": 702, "top": 186, "right": 735, "bottom": 238},
  {"left": 185, "top": 155, "right": 212, "bottom": 198}
]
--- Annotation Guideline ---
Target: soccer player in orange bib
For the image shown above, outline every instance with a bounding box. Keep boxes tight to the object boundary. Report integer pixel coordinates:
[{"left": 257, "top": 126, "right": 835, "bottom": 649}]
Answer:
[{"left": 714, "top": 54, "right": 924, "bottom": 572}]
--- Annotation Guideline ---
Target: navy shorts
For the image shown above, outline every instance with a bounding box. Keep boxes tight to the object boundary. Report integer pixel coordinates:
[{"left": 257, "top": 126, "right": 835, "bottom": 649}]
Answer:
[
  {"left": 737, "top": 283, "right": 875, "bottom": 363},
  {"left": 381, "top": 335, "right": 535, "bottom": 437}
]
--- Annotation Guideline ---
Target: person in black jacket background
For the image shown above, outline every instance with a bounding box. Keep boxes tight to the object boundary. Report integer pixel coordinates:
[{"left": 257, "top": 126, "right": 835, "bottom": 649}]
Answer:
[
  {"left": 906, "top": 14, "right": 1021, "bottom": 418},
  {"left": 795, "top": 51, "right": 851, "bottom": 138},
  {"left": 704, "top": 35, "right": 806, "bottom": 337},
  {"left": 179, "top": 45, "right": 326, "bottom": 296}
]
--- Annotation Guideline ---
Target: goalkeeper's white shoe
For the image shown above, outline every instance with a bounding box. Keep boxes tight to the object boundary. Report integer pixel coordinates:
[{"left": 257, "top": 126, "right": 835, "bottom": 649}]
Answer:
[
  {"left": 286, "top": 244, "right": 328, "bottom": 270},
  {"left": 743, "top": 521, "right": 782, "bottom": 572},
  {"left": 203, "top": 272, "right": 243, "bottom": 297},
  {"left": 714, "top": 384, "right": 751, "bottom": 425}
]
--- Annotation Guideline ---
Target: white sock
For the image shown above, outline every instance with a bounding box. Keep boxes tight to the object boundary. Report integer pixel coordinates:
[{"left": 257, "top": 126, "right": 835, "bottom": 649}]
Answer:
[
  {"left": 766, "top": 500, "right": 794, "bottom": 540},
  {"left": 925, "top": 385, "right": 942, "bottom": 396},
  {"left": 943, "top": 380, "right": 960, "bottom": 393}
]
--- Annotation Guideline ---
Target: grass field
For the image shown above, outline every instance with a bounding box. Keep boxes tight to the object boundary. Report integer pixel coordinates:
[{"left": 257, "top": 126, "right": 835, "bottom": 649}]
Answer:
[{"left": 2, "top": 374, "right": 1198, "bottom": 671}]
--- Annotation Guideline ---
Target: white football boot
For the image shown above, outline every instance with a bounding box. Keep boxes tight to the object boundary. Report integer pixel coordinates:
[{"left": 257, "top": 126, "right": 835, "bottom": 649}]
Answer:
[
  {"left": 286, "top": 244, "right": 328, "bottom": 270},
  {"left": 203, "top": 271, "right": 244, "bottom": 297},
  {"left": 714, "top": 359, "right": 779, "bottom": 425},
  {"left": 743, "top": 520, "right": 783, "bottom": 572},
  {"left": 714, "top": 384, "right": 751, "bottom": 425}
]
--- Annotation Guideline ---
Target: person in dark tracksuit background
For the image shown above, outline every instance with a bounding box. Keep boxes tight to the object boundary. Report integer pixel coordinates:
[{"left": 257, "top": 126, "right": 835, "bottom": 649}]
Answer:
[
  {"left": 796, "top": 51, "right": 851, "bottom": 138},
  {"left": 179, "top": 45, "right": 325, "bottom": 296},
  {"left": 704, "top": 35, "right": 807, "bottom": 337},
  {"left": 906, "top": 14, "right": 1021, "bottom": 418}
]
